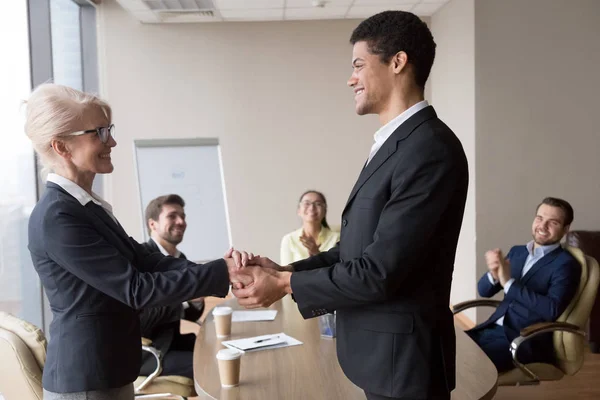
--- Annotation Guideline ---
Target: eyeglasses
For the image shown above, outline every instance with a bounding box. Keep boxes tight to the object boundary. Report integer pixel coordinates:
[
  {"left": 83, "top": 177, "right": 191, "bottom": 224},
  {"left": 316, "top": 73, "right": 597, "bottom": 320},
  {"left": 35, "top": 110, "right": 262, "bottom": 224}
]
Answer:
[
  {"left": 68, "top": 124, "right": 115, "bottom": 144},
  {"left": 300, "top": 201, "right": 325, "bottom": 208}
]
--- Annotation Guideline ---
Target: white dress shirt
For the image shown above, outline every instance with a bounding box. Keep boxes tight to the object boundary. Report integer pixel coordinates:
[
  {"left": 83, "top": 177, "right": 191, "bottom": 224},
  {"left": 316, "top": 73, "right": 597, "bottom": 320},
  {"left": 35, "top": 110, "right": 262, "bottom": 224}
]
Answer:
[
  {"left": 366, "top": 100, "right": 429, "bottom": 165},
  {"left": 491, "top": 240, "right": 561, "bottom": 326},
  {"left": 46, "top": 173, "right": 117, "bottom": 224},
  {"left": 153, "top": 238, "right": 182, "bottom": 259}
]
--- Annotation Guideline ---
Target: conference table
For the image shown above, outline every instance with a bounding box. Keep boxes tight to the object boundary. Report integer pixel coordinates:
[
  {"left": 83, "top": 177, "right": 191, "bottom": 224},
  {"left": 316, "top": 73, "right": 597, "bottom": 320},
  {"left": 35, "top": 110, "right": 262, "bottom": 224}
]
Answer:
[{"left": 193, "top": 296, "right": 497, "bottom": 400}]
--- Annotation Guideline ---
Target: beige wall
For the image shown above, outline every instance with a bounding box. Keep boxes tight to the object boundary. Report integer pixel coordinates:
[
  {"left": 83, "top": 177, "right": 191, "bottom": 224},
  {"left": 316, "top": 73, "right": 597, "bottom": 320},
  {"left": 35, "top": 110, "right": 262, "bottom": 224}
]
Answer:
[
  {"left": 474, "top": 0, "right": 600, "bottom": 321},
  {"left": 97, "top": 0, "right": 377, "bottom": 258},
  {"left": 97, "top": 0, "right": 599, "bottom": 323},
  {"left": 431, "top": 0, "right": 600, "bottom": 323},
  {"left": 430, "top": 0, "right": 476, "bottom": 321}
]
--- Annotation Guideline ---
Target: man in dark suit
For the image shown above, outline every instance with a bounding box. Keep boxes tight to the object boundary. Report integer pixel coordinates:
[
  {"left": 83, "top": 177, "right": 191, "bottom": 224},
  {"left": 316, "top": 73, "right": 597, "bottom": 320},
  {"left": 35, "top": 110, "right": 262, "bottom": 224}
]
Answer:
[
  {"left": 233, "top": 11, "right": 468, "bottom": 400},
  {"left": 139, "top": 194, "right": 205, "bottom": 379},
  {"left": 467, "top": 197, "right": 581, "bottom": 372}
]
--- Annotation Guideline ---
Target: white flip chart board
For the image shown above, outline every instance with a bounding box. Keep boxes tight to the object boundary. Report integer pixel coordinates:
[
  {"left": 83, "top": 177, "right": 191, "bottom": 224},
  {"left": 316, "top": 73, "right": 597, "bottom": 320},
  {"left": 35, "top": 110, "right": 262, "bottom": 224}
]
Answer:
[{"left": 134, "top": 138, "right": 231, "bottom": 261}]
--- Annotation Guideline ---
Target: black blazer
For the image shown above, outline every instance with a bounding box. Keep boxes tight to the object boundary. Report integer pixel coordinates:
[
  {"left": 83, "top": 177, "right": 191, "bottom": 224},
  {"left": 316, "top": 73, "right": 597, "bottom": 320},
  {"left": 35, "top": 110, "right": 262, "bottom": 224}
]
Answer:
[
  {"left": 28, "top": 183, "right": 230, "bottom": 393},
  {"left": 141, "top": 238, "right": 188, "bottom": 261},
  {"left": 291, "top": 106, "right": 468, "bottom": 398}
]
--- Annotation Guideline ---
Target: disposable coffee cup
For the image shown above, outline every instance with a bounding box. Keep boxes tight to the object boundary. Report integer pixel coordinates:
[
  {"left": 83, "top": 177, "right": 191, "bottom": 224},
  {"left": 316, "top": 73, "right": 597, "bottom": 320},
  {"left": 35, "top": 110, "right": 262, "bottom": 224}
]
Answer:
[
  {"left": 213, "top": 306, "right": 233, "bottom": 338},
  {"left": 216, "top": 348, "right": 242, "bottom": 387}
]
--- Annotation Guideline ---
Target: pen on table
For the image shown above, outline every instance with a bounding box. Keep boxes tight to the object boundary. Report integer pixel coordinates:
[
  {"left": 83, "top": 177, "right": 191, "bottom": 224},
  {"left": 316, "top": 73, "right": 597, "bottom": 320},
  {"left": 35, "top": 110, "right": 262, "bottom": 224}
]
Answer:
[{"left": 254, "top": 336, "right": 279, "bottom": 343}]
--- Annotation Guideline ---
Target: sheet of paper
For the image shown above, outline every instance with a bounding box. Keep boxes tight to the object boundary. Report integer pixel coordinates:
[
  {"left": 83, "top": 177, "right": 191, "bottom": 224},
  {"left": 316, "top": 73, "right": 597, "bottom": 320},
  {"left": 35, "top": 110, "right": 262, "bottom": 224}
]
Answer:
[
  {"left": 221, "top": 333, "right": 303, "bottom": 353},
  {"left": 231, "top": 310, "right": 278, "bottom": 322}
]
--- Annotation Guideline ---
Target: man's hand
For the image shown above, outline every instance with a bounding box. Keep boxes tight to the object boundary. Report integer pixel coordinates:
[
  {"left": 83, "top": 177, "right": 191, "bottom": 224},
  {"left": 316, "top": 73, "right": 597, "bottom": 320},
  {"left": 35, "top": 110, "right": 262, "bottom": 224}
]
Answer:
[
  {"left": 498, "top": 258, "right": 511, "bottom": 287},
  {"left": 485, "top": 248, "right": 503, "bottom": 281},
  {"left": 224, "top": 247, "right": 256, "bottom": 289},
  {"left": 232, "top": 267, "right": 293, "bottom": 309},
  {"left": 253, "top": 256, "right": 294, "bottom": 273},
  {"left": 300, "top": 233, "right": 320, "bottom": 256},
  {"left": 224, "top": 247, "right": 255, "bottom": 269}
]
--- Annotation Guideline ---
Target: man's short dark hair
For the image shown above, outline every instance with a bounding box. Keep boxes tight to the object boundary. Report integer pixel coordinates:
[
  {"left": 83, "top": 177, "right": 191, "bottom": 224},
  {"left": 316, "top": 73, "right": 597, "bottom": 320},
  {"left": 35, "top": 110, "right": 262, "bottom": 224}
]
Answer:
[
  {"left": 350, "top": 10, "right": 436, "bottom": 89},
  {"left": 537, "top": 197, "right": 574, "bottom": 226},
  {"left": 145, "top": 194, "right": 185, "bottom": 234}
]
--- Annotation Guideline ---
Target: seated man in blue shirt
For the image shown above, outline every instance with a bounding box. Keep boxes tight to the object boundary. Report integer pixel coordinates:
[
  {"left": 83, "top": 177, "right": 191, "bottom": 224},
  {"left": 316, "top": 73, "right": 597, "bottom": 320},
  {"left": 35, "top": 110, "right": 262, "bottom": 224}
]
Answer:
[{"left": 467, "top": 197, "right": 581, "bottom": 372}]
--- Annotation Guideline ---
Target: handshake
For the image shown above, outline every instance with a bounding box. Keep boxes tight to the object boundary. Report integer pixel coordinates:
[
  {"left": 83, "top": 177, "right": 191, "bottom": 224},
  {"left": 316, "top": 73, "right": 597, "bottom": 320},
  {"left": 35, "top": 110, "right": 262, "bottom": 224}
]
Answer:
[{"left": 222, "top": 248, "right": 294, "bottom": 308}]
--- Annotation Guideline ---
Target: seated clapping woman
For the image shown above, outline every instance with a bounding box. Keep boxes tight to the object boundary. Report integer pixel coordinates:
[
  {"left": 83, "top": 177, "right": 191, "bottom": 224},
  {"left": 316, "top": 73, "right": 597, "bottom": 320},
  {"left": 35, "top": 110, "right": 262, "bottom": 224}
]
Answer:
[
  {"left": 24, "top": 84, "right": 250, "bottom": 400},
  {"left": 280, "top": 190, "right": 340, "bottom": 265}
]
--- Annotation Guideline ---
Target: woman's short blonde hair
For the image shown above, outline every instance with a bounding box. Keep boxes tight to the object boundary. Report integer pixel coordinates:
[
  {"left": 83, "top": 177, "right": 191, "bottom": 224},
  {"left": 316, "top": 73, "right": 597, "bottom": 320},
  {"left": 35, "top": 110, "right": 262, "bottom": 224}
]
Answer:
[{"left": 24, "top": 83, "right": 112, "bottom": 172}]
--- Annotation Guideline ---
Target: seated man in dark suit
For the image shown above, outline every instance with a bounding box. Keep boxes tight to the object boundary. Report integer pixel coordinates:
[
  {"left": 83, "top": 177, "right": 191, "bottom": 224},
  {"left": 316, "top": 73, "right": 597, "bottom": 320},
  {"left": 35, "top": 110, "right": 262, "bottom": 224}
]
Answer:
[
  {"left": 139, "top": 194, "right": 204, "bottom": 379},
  {"left": 467, "top": 197, "right": 581, "bottom": 372}
]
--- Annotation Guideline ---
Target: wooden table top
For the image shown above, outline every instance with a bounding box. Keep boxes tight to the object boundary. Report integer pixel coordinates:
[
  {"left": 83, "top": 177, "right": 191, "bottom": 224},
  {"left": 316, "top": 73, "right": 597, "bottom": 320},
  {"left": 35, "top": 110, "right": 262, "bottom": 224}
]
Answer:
[{"left": 193, "top": 296, "right": 497, "bottom": 400}]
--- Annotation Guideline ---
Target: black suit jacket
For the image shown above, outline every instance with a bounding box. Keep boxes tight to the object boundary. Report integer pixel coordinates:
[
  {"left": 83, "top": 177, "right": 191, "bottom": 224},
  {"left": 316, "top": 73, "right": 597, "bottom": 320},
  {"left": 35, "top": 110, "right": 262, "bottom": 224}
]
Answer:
[
  {"left": 291, "top": 106, "right": 468, "bottom": 398},
  {"left": 28, "top": 183, "right": 230, "bottom": 393}
]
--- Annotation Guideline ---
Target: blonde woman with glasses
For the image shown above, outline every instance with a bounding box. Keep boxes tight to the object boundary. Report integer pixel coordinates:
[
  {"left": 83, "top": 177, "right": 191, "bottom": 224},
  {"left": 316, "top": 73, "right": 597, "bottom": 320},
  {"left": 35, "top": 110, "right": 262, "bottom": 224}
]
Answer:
[
  {"left": 280, "top": 190, "right": 340, "bottom": 265},
  {"left": 24, "top": 84, "right": 252, "bottom": 400}
]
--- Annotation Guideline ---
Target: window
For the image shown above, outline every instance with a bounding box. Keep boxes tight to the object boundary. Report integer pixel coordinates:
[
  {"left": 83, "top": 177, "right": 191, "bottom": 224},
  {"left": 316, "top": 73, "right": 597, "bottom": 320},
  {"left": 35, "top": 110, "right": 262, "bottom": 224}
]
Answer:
[
  {"left": 0, "top": 1, "right": 102, "bottom": 349},
  {"left": 51, "top": 0, "right": 84, "bottom": 90},
  {"left": 0, "top": 0, "right": 39, "bottom": 329}
]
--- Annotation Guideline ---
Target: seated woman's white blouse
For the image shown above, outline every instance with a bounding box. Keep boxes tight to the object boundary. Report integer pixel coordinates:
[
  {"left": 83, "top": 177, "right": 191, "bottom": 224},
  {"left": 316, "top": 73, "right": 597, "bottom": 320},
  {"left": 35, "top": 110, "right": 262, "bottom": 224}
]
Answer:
[{"left": 280, "top": 227, "right": 340, "bottom": 266}]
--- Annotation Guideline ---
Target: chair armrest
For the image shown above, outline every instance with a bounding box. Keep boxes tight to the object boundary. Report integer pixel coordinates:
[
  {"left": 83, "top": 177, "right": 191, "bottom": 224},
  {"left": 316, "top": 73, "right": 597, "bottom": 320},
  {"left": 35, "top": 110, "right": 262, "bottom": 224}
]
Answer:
[
  {"left": 509, "top": 322, "right": 586, "bottom": 382},
  {"left": 451, "top": 299, "right": 501, "bottom": 315},
  {"left": 136, "top": 339, "right": 163, "bottom": 393},
  {"left": 520, "top": 322, "right": 583, "bottom": 338}
]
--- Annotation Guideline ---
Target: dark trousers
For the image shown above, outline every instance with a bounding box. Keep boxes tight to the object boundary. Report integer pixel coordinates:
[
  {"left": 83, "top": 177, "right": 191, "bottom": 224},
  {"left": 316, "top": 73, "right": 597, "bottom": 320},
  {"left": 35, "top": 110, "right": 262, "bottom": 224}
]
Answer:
[
  {"left": 466, "top": 324, "right": 514, "bottom": 372},
  {"left": 365, "top": 392, "right": 450, "bottom": 400},
  {"left": 140, "top": 331, "right": 196, "bottom": 379}
]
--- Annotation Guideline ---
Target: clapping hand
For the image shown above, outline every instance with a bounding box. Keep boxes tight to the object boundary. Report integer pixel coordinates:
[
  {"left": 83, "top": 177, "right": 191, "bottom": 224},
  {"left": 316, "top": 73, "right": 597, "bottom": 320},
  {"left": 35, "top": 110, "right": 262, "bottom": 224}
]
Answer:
[
  {"left": 300, "top": 233, "right": 320, "bottom": 256},
  {"left": 485, "top": 249, "right": 502, "bottom": 281},
  {"left": 485, "top": 248, "right": 511, "bottom": 286},
  {"left": 498, "top": 258, "right": 511, "bottom": 287}
]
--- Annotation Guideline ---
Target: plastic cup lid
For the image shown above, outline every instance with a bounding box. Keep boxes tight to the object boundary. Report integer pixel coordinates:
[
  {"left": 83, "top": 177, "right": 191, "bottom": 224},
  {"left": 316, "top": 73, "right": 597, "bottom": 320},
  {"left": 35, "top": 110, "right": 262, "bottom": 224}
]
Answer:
[
  {"left": 216, "top": 348, "right": 242, "bottom": 360},
  {"left": 212, "top": 306, "right": 233, "bottom": 316}
]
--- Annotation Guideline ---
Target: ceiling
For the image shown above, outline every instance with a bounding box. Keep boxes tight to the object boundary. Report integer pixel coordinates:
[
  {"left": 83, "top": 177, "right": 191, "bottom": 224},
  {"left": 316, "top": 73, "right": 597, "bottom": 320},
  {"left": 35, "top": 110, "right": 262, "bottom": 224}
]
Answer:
[{"left": 114, "top": 0, "right": 451, "bottom": 23}]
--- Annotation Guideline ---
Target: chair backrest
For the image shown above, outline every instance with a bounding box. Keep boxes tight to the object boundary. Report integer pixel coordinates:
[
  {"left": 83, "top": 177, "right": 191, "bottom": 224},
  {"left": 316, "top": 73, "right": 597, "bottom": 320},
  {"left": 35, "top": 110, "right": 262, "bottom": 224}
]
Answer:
[
  {"left": 0, "top": 312, "right": 46, "bottom": 400},
  {"left": 553, "top": 246, "right": 600, "bottom": 375}
]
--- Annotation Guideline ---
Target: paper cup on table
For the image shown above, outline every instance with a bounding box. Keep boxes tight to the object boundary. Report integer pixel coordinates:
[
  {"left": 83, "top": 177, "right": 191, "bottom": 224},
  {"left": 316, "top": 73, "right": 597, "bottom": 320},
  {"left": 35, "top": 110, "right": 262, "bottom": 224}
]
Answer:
[
  {"left": 213, "top": 306, "right": 233, "bottom": 338},
  {"left": 216, "top": 348, "right": 242, "bottom": 387}
]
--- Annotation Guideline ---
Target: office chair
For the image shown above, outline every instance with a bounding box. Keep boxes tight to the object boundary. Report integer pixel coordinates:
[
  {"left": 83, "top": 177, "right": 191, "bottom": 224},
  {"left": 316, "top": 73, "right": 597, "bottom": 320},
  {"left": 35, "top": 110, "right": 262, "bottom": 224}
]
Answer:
[
  {"left": 0, "top": 312, "right": 194, "bottom": 399},
  {"left": 452, "top": 245, "right": 599, "bottom": 386}
]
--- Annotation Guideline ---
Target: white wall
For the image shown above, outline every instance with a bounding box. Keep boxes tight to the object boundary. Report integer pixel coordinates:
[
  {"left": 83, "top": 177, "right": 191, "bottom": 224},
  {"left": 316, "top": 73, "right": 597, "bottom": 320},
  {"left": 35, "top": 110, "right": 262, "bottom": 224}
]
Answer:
[
  {"left": 97, "top": 0, "right": 377, "bottom": 259},
  {"left": 430, "top": 0, "right": 476, "bottom": 321}
]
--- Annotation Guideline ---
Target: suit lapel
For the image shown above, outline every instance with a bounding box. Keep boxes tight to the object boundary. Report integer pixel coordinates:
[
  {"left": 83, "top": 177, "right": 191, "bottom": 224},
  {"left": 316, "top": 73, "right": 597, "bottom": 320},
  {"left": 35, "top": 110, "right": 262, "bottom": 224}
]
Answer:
[
  {"left": 511, "top": 248, "right": 529, "bottom": 280},
  {"left": 147, "top": 238, "right": 160, "bottom": 253},
  {"left": 46, "top": 182, "right": 134, "bottom": 252},
  {"left": 85, "top": 202, "right": 134, "bottom": 251},
  {"left": 520, "top": 247, "right": 562, "bottom": 285},
  {"left": 345, "top": 143, "right": 398, "bottom": 209},
  {"left": 343, "top": 106, "right": 438, "bottom": 211}
]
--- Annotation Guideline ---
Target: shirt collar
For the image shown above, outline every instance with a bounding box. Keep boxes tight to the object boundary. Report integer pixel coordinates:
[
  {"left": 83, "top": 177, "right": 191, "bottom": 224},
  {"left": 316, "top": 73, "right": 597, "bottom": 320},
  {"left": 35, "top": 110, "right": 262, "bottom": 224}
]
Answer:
[
  {"left": 47, "top": 173, "right": 113, "bottom": 213},
  {"left": 152, "top": 238, "right": 182, "bottom": 258},
  {"left": 526, "top": 240, "right": 561, "bottom": 257},
  {"left": 373, "top": 100, "right": 429, "bottom": 144}
]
